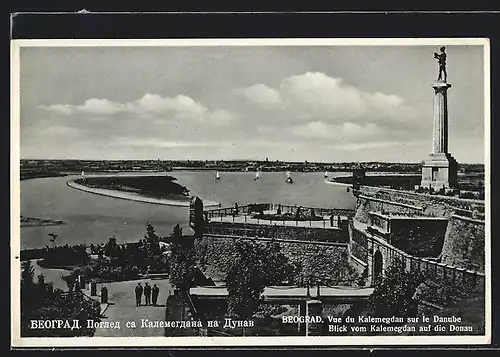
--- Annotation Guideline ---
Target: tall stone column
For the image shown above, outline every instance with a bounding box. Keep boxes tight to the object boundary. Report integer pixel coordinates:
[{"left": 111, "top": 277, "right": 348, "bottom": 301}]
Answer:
[
  {"left": 432, "top": 81, "right": 451, "bottom": 154},
  {"left": 421, "top": 80, "right": 458, "bottom": 190}
]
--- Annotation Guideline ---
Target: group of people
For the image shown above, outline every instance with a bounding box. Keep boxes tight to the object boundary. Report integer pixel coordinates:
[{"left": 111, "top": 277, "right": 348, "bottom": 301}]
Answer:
[{"left": 135, "top": 282, "right": 161, "bottom": 306}]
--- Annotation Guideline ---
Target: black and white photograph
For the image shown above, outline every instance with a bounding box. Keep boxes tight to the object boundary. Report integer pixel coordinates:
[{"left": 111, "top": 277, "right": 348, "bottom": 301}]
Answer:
[{"left": 10, "top": 38, "right": 490, "bottom": 347}]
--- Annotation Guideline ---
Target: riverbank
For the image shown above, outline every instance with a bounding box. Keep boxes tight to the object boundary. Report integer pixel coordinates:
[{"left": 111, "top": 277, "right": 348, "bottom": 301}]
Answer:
[
  {"left": 330, "top": 173, "right": 421, "bottom": 188},
  {"left": 67, "top": 179, "right": 220, "bottom": 207}
]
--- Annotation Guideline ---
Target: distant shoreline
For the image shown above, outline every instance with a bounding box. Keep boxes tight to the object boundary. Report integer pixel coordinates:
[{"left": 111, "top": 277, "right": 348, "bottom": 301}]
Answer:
[
  {"left": 21, "top": 216, "right": 65, "bottom": 228},
  {"left": 67, "top": 179, "right": 220, "bottom": 207}
]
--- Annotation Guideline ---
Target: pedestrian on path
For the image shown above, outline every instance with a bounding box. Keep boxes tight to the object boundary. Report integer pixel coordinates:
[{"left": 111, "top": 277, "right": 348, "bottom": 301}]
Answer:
[
  {"left": 135, "top": 283, "right": 143, "bottom": 306},
  {"left": 152, "top": 284, "right": 159, "bottom": 306},
  {"left": 144, "top": 282, "right": 152, "bottom": 306}
]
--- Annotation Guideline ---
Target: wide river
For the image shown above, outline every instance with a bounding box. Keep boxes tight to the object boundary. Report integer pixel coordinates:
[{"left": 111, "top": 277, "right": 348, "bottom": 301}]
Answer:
[{"left": 20, "top": 171, "right": 355, "bottom": 250}]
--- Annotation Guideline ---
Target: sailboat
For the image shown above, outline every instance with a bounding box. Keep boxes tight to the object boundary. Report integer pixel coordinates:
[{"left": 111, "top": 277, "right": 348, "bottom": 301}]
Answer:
[
  {"left": 254, "top": 171, "right": 260, "bottom": 181},
  {"left": 285, "top": 171, "right": 293, "bottom": 184},
  {"left": 215, "top": 171, "right": 220, "bottom": 181},
  {"left": 81, "top": 171, "right": 85, "bottom": 177},
  {"left": 324, "top": 170, "right": 329, "bottom": 178}
]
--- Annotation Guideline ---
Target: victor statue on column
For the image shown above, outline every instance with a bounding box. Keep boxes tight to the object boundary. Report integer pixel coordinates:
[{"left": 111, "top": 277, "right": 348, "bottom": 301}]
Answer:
[{"left": 434, "top": 46, "right": 447, "bottom": 82}]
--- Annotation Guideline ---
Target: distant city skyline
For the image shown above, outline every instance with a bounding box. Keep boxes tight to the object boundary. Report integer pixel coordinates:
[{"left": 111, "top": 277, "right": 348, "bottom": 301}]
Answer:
[{"left": 17, "top": 42, "right": 486, "bottom": 164}]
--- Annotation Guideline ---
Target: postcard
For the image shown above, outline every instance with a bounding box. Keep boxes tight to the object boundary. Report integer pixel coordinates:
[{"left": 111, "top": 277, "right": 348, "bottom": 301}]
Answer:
[{"left": 10, "top": 38, "right": 490, "bottom": 347}]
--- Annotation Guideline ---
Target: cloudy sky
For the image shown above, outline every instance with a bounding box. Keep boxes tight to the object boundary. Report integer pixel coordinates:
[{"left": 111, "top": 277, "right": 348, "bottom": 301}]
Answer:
[{"left": 19, "top": 44, "right": 485, "bottom": 163}]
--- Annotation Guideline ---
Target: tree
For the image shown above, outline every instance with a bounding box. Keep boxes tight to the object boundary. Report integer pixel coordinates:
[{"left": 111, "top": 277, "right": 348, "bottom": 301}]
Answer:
[
  {"left": 367, "top": 257, "right": 425, "bottom": 318},
  {"left": 21, "top": 261, "right": 37, "bottom": 312},
  {"left": 21, "top": 259, "right": 101, "bottom": 337},
  {"left": 260, "top": 240, "right": 293, "bottom": 284},
  {"left": 104, "top": 236, "right": 119, "bottom": 257},
  {"left": 169, "top": 224, "right": 196, "bottom": 291},
  {"left": 144, "top": 222, "right": 160, "bottom": 256},
  {"left": 226, "top": 239, "right": 292, "bottom": 327},
  {"left": 22, "top": 290, "right": 101, "bottom": 337},
  {"left": 21, "top": 260, "right": 35, "bottom": 290},
  {"left": 145, "top": 222, "right": 159, "bottom": 243}
]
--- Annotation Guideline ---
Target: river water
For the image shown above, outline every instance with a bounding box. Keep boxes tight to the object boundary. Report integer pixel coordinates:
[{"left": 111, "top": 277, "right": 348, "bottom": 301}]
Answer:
[{"left": 19, "top": 171, "right": 355, "bottom": 250}]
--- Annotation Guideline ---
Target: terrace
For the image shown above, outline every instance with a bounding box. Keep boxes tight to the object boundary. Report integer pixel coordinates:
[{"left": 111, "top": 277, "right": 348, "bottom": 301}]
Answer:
[{"left": 203, "top": 203, "right": 355, "bottom": 230}]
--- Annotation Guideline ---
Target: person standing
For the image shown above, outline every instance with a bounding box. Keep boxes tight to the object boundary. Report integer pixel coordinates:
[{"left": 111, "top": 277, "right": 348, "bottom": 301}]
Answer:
[
  {"left": 152, "top": 284, "right": 159, "bottom": 306},
  {"left": 135, "top": 283, "right": 143, "bottom": 306},
  {"left": 144, "top": 282, "right": 152, "bottom": 306}
]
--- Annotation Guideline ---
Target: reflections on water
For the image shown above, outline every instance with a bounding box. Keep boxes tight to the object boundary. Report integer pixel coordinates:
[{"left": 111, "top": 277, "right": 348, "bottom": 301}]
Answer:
[{"left": 20, "top": 171, "right": 355, "bottom": 249}]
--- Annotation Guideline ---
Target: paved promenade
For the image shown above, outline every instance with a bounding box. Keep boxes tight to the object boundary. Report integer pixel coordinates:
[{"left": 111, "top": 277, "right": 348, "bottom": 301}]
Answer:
[
  {"left": 210, "top": 214, "right": 342, "bottom": 230},
  {"left": 92, "top": 278, "right": 173, "bottom": 337}
]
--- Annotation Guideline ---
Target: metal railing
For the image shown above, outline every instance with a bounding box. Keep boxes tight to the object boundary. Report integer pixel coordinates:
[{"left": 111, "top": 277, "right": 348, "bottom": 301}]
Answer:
[{"left": 203, "top": 203, "right": 355, "bottom": 224}]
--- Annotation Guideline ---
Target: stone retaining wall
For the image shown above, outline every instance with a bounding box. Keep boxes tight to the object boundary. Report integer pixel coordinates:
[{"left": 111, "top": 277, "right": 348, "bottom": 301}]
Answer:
[
  {"left": 205, "top": 222, "right": 349, "bottom": 243},
  {"left": 194, "top": 235, "right": 353, "bottom": 285},
  {"left": 441, "top": 215, "right": 486, "bottom": 273}
]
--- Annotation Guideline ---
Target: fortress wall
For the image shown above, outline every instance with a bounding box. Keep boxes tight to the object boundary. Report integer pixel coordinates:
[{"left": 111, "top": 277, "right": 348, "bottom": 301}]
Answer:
[
  {"left": 194, "top": 235, "right": 351, "bottom": 284},
  {"left": 441, "top": 215, "right": 486, "bottom": 273},
  {"left": 389, "top": 219, "right": 448, "bottom": 257},
  {"left": 359, "top": 186, "right": 485, "bottom": 218},
  {"left": 204, "top": 222, "right": 348, "bottom": 243},
  {"left": 353, "top": 187, "right": 485, "bottom": 275},
  {"left": 353, "top": 195, "right": 424, "bottom": 225},
  {"left": 348, "top": 222, "right": 368, "bottom": 268}
]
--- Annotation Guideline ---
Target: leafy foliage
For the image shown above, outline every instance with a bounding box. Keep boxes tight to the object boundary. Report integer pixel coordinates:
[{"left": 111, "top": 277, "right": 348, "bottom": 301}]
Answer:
[
  {"left": 169, "top": 224, "right": 196, "bottom": 291},
  {"left": 226, "top": 239, "right": 292, "bottom": 319},
  {"left": 21, "top": 261, "right": 37, "bottom": 311},
  {"left": 63, "top": 223, "right": 169, "bottom": 284},
  {"left": 367, "top": 257, "right": 425, "bottom": 318},
  {"left": 39, "top": 243, "right": 90, "bottom": 268},
  {"left": 104, "top": 236, "right": 119, "bottom": 258},
  {"left": 22, "top": 290, "right": 101, "bottom": 337},
  {"left": 21, "top": 260, "right": 101, "bottom": 337}
]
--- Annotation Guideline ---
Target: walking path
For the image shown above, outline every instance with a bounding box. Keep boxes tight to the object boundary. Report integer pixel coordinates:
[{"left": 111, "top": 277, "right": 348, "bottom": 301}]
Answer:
[
  {"left": 93, "top": 278, "right": 173, "bottom": 337},
  {"left": 31, "top": 259, "right": 69, "bottom": 290}
]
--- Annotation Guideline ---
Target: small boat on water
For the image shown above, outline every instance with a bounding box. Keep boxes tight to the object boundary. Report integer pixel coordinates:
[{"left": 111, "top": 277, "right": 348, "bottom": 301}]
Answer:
[
  {"left": 324, "top": 171, "right": 329, "bottom": 178},
  {"left": 81, "top": 171, "right": 85, "bottom": 177},
  {"left": 215, "top": 171, "right": 220, "bottom": 181},
  {"left": 346, "top": 187, "right": 350, "bottom": 192},
  {"left": 285, "top": 171, "right": 293, "bottom": 184},
  {"left": 254, "top": 171, "right": 260, "bottom": 181}
]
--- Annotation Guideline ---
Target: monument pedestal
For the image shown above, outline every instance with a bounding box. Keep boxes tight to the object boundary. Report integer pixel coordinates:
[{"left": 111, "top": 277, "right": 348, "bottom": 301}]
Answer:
[{"left": 421, "top": 153, "right": 458, "bottom": 190}]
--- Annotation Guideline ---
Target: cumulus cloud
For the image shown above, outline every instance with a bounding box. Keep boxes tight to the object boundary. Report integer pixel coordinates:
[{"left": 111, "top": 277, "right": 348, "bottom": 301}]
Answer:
[
  {"left": 237, "top": 72, "right": 416, "bottom": 126},
  {"left": 37, "top": 72, "right": 420, "bottom": 156},
  {"left": 207, "top": 109, "right": 237, "bottom": 126},
  {"left": 281, "top": 72, "right": 415, "bottom": 123},
  {"left": 41, "top": 93, "right": 235, "bottom": 125},
  {"left": 235, "top": 84, "right": 283, "bottom": 109},
  {"left": 136, "top": 93, "right": 207, "bottom": 119},
  {"left": 40, "top": 104, "right": 75, "bottom": 116}
]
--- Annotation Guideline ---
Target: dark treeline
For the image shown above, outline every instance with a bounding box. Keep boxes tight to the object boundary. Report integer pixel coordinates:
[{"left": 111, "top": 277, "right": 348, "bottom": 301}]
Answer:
[
  {"left": 23, "top": 224, "right": 173, "bottom": 284},
  {"left": 38, "top": 244, "right": 90, "bottom": 268},
  {"left": 75, "top": 176, "right": 189, "bottom": 197},
  {"left": 63, "top": 224, "right": 171, "bottom": 284}
]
